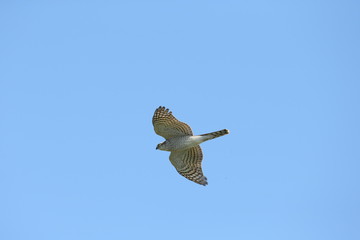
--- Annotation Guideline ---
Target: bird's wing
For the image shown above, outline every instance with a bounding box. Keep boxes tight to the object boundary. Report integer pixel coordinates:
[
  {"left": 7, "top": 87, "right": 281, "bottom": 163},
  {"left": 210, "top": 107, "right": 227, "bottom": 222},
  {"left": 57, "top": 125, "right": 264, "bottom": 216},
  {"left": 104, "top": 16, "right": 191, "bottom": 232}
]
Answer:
[
  {"left": 152, "top": 106, "right": 193, "bottom": 139},
  {"left": 169, "top": 145, "right": 207, "bottom": 186}
]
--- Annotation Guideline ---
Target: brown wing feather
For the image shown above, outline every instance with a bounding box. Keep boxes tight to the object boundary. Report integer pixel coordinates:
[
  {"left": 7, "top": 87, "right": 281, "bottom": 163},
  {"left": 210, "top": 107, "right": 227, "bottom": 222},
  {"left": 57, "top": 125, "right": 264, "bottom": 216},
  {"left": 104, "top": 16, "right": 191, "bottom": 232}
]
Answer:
[
  {"left": 169, "top": 146, "right": 208, "bottom": 186},
  {"left": 152, "top": 106, "right": 193, "bottom": 139}
]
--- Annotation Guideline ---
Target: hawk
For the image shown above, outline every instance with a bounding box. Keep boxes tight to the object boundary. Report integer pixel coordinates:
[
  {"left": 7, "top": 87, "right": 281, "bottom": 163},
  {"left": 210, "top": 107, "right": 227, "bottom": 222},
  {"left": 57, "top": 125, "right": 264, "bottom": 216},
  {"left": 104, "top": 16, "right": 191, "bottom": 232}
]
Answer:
[{"left": 152, "top": 106, "right": 229, "bottom": 186}]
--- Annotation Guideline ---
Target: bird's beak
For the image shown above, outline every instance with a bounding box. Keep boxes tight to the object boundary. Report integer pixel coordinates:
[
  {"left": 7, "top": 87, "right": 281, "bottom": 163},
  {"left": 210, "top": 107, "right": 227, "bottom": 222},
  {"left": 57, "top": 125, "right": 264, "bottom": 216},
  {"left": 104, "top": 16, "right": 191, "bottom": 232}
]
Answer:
[{"left": 156, "top": 145, "right": 159, "bottom": 150}]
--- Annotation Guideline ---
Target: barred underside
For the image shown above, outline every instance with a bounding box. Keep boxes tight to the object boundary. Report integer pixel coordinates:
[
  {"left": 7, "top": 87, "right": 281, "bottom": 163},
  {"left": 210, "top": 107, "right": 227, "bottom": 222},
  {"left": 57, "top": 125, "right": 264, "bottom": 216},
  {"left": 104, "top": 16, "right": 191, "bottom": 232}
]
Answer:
[
  {"left": 152, "top": 106, "right": 193, "bottom": 139},
  {"left": 169, "top": 145, "right": 208, "bottom": 186}
]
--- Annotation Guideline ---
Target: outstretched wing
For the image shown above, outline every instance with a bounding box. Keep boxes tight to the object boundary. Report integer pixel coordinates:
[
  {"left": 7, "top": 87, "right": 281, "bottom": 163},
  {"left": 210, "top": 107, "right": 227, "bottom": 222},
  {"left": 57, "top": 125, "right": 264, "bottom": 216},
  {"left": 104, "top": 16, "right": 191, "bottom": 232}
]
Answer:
[
  {"left": 169, "top": 145, "right": 208, "bottom": 186},
  {"left": 152, "top": 106, "right": 193, "bottom": 139}
]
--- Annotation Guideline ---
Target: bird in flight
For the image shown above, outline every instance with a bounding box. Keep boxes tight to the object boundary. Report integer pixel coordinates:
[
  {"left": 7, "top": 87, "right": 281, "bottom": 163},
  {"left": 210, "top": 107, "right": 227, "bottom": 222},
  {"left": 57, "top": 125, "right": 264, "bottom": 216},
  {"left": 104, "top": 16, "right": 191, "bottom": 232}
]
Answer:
[{"left": 152, "top": 106, "right": 229, "bottom": 186}]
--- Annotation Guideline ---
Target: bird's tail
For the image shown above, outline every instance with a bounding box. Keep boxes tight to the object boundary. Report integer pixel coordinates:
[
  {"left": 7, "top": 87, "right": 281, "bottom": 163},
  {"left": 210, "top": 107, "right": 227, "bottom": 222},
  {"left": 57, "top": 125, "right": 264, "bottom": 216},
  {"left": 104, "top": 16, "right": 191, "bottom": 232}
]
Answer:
[{"left": 200, "top": 129, "right": 230, "bottom": 140}]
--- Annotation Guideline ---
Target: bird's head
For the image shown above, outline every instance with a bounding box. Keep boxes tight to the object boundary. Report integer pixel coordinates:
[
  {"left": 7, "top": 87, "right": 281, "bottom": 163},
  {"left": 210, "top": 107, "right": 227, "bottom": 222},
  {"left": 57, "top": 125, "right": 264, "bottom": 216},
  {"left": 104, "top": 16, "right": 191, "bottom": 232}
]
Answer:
[{"left": 156, "top": 141, "right": 166, "bottom": 150}]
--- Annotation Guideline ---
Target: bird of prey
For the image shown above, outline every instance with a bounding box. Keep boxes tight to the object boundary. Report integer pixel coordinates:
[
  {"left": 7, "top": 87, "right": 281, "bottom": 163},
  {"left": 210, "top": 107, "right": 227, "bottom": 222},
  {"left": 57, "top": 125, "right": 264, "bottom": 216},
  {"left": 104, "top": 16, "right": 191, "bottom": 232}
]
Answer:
[{"left": 152, "top": 106, "right": 229, "bottom": 186}]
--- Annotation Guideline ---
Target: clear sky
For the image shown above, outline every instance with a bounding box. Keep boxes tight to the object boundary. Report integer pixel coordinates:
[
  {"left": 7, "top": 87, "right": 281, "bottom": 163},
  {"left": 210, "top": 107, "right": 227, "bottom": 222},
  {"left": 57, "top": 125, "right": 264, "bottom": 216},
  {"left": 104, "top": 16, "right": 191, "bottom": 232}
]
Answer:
[{"left": 1, "top": 1, "right": 359, "bottom": 240}]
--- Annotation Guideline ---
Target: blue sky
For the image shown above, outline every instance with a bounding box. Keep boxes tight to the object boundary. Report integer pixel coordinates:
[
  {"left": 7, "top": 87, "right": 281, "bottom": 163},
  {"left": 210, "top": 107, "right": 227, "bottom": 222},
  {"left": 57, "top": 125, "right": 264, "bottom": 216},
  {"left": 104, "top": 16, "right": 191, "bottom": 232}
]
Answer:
[{"left": 1, "top": 1, "right": 360, "bottom": 240}]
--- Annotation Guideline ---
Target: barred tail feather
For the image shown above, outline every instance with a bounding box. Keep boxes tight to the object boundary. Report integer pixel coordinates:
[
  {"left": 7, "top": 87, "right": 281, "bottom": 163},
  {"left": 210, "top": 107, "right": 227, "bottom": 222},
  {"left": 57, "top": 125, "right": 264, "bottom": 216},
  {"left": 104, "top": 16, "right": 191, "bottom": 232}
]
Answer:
[{"left": 200, "top": 129, "right": 230, "bottom": 140}]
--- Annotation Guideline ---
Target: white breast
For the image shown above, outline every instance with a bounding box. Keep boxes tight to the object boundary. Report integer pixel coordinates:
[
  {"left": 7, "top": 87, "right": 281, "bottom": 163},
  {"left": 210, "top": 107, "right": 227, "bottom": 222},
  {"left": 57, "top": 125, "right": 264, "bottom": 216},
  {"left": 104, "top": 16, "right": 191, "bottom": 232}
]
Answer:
[{"left": 166, "top": 135, "right": 207, "bottom": 151}]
